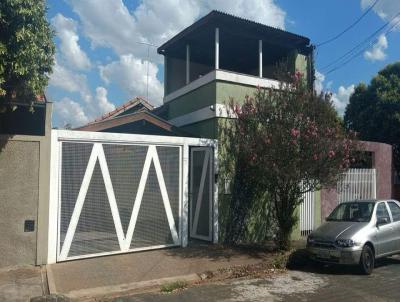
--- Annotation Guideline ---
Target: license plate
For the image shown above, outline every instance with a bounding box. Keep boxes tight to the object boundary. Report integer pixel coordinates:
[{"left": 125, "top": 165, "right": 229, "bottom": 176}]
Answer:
[{"left": 317, "top": 249, "right": 331, "bottom": 259}]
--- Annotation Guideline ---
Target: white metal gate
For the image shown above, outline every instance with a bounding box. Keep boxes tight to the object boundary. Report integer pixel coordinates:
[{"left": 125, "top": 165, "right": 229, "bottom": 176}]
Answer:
[
  {"left": 189, "top": 147, "right": 213, "bottom": 241},
  {"left": 299, "top": 190, "right": 315, "bottom": 237},
  {"left": 337, "top": 168, "right": 376, "bottom": 203},
  {"left": 47, "top": 130, "right": 218, "bottom": 263}
]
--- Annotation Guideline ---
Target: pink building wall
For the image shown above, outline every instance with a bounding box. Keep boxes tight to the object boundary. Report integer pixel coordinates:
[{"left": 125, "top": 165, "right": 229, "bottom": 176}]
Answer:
[{"left": 320, "top": 141, "right": 393, "bottom": 220}]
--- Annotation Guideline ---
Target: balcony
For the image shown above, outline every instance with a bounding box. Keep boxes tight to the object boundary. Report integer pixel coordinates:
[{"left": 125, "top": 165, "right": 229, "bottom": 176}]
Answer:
[{"left": 164, "top": 68, "right": 281, "bottom": 103}]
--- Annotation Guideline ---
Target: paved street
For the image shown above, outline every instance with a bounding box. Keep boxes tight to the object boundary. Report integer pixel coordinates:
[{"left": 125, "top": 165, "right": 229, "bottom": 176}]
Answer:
[{"left": 112, "top": 256, "right": 400, "bottom": 302}]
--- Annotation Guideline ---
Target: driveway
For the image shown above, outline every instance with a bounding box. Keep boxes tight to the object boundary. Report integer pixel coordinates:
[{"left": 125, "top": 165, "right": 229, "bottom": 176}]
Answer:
[{"left": 111, "top": 255, "right": 400, "bottom": 302}]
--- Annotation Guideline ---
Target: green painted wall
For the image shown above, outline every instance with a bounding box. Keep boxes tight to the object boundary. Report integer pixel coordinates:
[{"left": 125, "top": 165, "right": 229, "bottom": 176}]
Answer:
[
  {"left": 165, "top": 82, "right": 216, "bottom": 120},
  {"left": 295, "top": 53, "right": 308, "bottom": 76},
  {"left": 180, "top": 118, "right": 218, "bottom": 139},
  {"left": 216, "top": 81, "right": 258, "bottom": 105}
]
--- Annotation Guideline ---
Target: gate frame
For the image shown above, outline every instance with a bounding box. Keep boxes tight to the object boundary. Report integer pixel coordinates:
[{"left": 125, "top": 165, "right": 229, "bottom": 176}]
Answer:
[
  {"left": 47, "top": 130, "right": 218, "bottom": 264},
  {"left": 189, "top": 146, "right": 214, "bottom": 241}
]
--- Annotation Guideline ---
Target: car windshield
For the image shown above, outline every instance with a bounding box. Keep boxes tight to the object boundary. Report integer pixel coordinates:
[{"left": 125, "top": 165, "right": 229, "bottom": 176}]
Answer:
[{"left": 326, "top": 202, "right": 375, "bottom": 222}]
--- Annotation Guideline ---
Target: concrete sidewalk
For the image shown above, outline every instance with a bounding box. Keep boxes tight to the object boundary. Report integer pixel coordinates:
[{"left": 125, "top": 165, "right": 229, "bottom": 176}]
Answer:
[
  {"left": 0, "top": 265, "right": 47, "bottom": 302},
  {"left": 47, "top": 243, "right": 270, "bottom": 300}
]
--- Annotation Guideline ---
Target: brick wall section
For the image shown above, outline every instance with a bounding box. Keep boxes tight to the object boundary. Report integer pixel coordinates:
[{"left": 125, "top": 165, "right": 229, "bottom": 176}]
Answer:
[{"left": 320, "top": 141, "right": 393, "bottom": 220}]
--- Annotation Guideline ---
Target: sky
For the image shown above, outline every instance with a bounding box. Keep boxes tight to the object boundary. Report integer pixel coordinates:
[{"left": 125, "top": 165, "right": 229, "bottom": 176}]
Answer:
[{"left": 45, "top": 0, "right": 400, "bottom": 127}]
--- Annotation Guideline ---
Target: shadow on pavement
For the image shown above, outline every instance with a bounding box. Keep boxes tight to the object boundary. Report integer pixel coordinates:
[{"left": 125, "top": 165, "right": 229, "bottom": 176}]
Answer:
[
  {"left": 162, "top": 240, "right": 274, "bottom": 262},
  {"left": 287, "top": 249, "right": 400, "bottom": 276}
]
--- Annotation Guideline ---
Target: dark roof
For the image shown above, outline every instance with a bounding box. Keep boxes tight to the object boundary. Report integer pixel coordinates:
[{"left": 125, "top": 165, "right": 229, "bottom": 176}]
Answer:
[
  {"left": 89, "top": 97, "right": 154, "bottom": 124},
  {"left": 158, "top": 10, "right": 311, "bottom": 55},
  {"left": 75, "top": 110, "right": 193, "bottom": 137}
]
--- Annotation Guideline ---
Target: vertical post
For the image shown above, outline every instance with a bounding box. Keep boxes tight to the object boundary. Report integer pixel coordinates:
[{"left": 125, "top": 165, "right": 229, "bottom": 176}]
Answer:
[
  {"left": 164, "top": 56, "right": 168, "bottom": 96},
  {"left": 36, "top": 103, "right": 52, "bottom": 265},
  {"left": 186, "top": 44, "right": 190, "bottom": 85},
  {"left": 181, "top": 144, "right": 189, "bottom": 247},
  {"left": 47, "top": 130, "right": 59, "bottom": 264},
  {"left": 259, "top": 40, "right": 263, "bottom": 78},
  {"left": 215, "top": 27, "right": 219, "bottom": 70}
]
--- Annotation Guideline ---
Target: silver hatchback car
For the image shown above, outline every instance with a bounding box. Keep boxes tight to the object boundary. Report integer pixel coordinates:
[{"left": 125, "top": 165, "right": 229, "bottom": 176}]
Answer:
[{"left": 307, "top": 199, "right": 400, "bottom": 274}]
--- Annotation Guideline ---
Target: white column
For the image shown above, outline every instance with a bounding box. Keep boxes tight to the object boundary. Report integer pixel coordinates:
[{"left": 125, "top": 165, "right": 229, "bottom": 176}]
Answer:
[
  {"left": 181, "top": 144, "right": 189, "bottom": 247},
  {"left": 47, "top": 130, "right": 60, "bottom": 264},
  {"left": 215, "top": 27, "right": 219, "bottom": 70},
  {"left": 259, "top": 40, "right": 263, "bottom": 78},
  {"left": 186, "top": 44, "right": 190, "bottom": 85}
]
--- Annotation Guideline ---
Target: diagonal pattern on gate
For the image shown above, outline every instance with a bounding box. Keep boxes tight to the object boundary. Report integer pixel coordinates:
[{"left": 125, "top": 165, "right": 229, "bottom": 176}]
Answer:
[{"left": 59, "top": 143, "right": 179, "bottom": 260}]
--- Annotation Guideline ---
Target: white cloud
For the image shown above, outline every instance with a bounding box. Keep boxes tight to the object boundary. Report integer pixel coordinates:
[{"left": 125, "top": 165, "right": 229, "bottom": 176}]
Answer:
[
  {"left": 53, "top": 97, "right": 90, "bottom": 127},
  {"left": 331, "top": 85, "right": 355, "bottom": 115},
  {"left": 52, "top": 87, "right": 115, "bottom": 127},
  {"left": 49, "top": 60, "right": 92, "bottom": 103},
  {"left": 100, "top": 54, "right": 164, "bottom": 105},
  {"left": 200, "top": 0, "right": 286, "bottom": 29},
  {"left": 69, "top": 0, "right": 286, "bottom": 59},
  {"left": 314, "top": 70, "right": 354, "bottom": 116},
  {"left": 51, "top": 14, "right": 91, "bottom": 70},
  {"left": 69, "top": 0, "right": 140, "bottom": 55},
  {"left": 361, "top": 0, "right": 400, "bottom": 28},
  {"left": 50, "top": 61, "right": 116, "bottom": 126},
  {"left": 364, "top": 34, "right": 388, "bottom": 62},
  {"left": 133, "top": 0, "right": 201, "bottom": 45},
  {"left": 94, "top": 87, "right": 115, "bottom": 114}
]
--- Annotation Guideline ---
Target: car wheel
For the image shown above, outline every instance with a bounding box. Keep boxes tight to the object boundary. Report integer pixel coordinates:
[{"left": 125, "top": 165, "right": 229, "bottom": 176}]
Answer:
[{"left": 359, "top": 245, "right": 374, "bottom": 275}]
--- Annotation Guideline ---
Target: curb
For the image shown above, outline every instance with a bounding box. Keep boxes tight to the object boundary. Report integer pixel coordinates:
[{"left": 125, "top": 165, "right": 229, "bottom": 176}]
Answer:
[
  {"left": 61, "top": 273, "right": 201, "bottom": 301},
  {"left": 45, "top": 265, "right": 57, "bottom": 295}
]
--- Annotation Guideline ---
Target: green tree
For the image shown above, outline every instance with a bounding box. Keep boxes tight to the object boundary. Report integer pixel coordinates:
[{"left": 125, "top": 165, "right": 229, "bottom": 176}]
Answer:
[
  {"left": 344, "top": 62, "right": 400, "bottom": 170},
  {"left": 0, "top": 0, "right": 55, "bottom": 110},
  {"left": 221, "top": 72, "right": 357, "bottom": 250}
]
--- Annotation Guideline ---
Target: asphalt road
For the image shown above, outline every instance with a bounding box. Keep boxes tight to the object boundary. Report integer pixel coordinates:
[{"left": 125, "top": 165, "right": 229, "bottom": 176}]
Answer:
[{"left": 111, "top": 255, "right": 400, "bottom": 302}]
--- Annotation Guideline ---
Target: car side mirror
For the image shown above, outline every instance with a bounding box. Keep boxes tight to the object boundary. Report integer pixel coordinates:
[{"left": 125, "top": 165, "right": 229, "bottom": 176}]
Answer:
[{"left": 376, "top": 217, "right": 389, "bottom": 226}]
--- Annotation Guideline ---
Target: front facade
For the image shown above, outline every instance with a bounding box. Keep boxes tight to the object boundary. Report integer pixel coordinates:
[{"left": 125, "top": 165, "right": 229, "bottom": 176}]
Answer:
[
  {"left": 157, "top": 11, "right": 314, "bottom": 138},
  {"left": 0, "top": 10, "right": 395, "bottom": 269}
]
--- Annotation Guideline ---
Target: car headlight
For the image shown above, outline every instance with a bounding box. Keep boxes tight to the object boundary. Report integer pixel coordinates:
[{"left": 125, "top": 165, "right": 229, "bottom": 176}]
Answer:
[
  {"left": 335, "top": 239, "right": 358, "bottom": 248},
  {"left": 307, "top": 236, "right": 315, "bottom": 245}
]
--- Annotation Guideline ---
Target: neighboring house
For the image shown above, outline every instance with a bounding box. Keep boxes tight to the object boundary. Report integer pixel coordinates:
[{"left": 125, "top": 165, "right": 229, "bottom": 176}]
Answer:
[
  {"left": 0, "top": 95, "right": 49, "bottom": 136},
  {"left": 156, "top": 10, "right": 314, "bottom": 138},
  {"left": 89, "top": 97, "right": 154, "bottom": 122},
  {"left": 77, "top": 97, "right": 192, "bottom": 137}
]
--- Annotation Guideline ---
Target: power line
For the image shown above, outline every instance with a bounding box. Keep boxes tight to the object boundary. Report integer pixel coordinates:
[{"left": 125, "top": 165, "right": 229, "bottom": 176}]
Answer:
[
  {"left": 325, "top": 17, "right": 400, "bottom": 75},
  {"left": 317, "top": 0, "right": 380, "bottom": 47},
  {"left": 319, "top": 11, "right": 400, "bottom": 72}
]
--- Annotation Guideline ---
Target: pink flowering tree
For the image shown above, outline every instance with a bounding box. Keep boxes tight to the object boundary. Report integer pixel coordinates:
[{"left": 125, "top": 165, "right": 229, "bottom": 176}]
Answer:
[{"left": 221, "top": 71, "right": 357, "bottom": 250}]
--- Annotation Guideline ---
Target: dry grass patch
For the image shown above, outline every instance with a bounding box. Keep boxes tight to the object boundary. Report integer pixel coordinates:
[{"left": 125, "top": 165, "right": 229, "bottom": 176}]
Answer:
[{"left": 160, "top": 280, "right": 188, "bottom": 293}]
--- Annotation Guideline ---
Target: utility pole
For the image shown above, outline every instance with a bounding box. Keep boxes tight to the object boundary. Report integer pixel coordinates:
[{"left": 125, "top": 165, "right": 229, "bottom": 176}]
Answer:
[{"left": 136, "top": 41, "right": 158, "bottom": 101}]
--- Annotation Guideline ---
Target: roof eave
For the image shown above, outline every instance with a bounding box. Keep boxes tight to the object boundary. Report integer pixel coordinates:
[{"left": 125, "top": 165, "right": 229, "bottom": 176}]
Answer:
[{"left": 157, "top": 10, "right": 311, "bottom": 55}]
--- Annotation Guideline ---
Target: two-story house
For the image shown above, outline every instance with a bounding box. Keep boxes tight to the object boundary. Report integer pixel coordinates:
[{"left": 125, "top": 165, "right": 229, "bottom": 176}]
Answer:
[{"left": 156, "top": 10, "right": 314, "bottom": 139}]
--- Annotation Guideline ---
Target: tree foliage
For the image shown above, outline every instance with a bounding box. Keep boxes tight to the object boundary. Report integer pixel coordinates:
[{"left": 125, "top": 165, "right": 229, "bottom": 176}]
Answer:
[
  {"left": 221, "top": 72, "right": 357, "bottom": 250},
  {"left": 0, "top": 0, "right": 55, "bottom": 110},
  {"left": 344, "top": 62, "right": 400, "bottom": 170}
]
